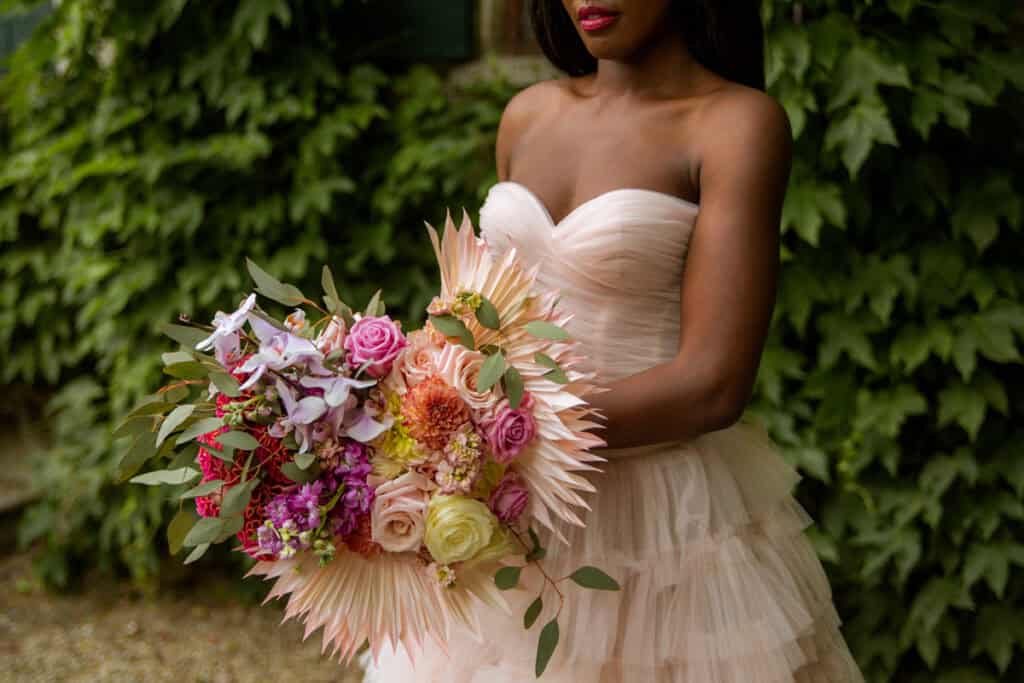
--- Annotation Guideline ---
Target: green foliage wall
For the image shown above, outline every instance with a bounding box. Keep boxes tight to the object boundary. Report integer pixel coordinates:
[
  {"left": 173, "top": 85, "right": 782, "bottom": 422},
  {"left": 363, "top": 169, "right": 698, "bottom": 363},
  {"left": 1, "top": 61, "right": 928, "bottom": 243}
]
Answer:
[{"left": 1, "top": 0, "right": 1022, "bottom": 681}]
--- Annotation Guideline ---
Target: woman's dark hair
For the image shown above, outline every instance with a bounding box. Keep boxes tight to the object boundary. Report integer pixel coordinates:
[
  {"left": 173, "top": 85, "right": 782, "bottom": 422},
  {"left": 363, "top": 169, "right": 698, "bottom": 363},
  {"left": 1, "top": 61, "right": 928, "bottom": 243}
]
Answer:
[{"left": 529, "top": 0, "right": 765, "bottom": 91}]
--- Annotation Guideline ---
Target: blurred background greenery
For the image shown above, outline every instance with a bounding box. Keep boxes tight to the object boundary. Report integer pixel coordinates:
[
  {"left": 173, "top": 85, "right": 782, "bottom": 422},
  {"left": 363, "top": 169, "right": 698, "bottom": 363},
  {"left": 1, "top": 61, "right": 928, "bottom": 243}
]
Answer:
[{"left": 0, "top": 1, "right": 1022, "bottom": 681}]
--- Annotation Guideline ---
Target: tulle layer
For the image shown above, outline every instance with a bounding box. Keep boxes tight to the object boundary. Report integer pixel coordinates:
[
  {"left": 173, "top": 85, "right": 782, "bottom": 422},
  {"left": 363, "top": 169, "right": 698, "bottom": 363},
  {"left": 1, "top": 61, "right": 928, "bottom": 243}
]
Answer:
[{"left": 363, "top": 419, "right": 863, "bottom": 682}]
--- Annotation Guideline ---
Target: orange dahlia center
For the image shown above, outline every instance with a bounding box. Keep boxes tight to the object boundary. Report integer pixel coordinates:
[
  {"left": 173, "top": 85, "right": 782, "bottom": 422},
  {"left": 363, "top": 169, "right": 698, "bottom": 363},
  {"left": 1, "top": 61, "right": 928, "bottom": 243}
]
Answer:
[{"left": 401, "top": 375, "right": 471, "bottom": 451}]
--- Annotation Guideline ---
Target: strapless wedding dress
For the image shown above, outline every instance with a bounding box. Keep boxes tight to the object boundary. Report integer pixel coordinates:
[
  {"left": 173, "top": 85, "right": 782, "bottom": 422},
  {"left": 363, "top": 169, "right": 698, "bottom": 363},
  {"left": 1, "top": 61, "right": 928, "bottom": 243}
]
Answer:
[{"left": 362, "top": 182, "right": 864, "bottom": 682}]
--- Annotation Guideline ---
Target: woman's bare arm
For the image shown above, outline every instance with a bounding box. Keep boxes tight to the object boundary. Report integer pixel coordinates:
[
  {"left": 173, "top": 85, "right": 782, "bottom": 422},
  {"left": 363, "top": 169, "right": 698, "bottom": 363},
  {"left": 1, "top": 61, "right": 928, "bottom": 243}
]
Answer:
[{"left": 588, "top": 90, "right": 793, "bottom": 449}]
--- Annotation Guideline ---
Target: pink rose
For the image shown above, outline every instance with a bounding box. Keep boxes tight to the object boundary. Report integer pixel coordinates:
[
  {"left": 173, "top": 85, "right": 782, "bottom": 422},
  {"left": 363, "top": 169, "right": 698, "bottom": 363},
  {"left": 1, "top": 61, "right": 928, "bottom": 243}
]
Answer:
[
  {"left": 483, "top": 394, "right": 537, "bottom": 464},
  {"left": 344, "top": 315, "right": 407, "bottom": 379},
  {"left": 370, "top": 471, "right": 431, "bottom": 553},
  {"left": 315, "top": 316, "right": 347, "bottom": 355},
  {"left": 488, "top": 471, "right": 530, "bottom": 523}
]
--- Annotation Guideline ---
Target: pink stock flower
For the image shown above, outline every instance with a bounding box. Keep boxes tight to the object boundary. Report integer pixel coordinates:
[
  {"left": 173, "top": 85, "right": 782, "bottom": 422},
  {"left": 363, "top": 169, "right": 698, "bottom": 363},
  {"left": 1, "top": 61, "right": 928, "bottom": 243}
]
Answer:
[
  {"left": 488, "top": 471, "right": 530, "bottom": 523},
  {"left": 483, "top": 394, "right": 537, "bottom": 464},
  {"left": 344, "top": 315, "right": 407, "bottom": 379}
]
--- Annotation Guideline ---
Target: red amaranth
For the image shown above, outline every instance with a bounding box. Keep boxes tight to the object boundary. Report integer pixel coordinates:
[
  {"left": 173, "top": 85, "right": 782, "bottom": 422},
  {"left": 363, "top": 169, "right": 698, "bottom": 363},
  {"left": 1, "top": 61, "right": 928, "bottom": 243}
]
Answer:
[{"left": 194, "top": 390, "right": 298, "bottom": 556}]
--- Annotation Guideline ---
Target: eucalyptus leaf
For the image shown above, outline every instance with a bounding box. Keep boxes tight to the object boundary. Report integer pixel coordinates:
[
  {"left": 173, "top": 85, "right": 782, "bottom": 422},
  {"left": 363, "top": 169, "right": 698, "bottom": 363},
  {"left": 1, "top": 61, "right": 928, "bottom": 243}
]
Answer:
[
  {"left": 182, "top": 517, "right": 226, "bottom": 547},
  {"left": 430, "top": 315, "right": 475, "bottom": 350},
  {"left": 161, "top": 323, "right": 209, "bottom": 349},
  {"left": 534, "top": 352, "right": 569, "bottom": 384},
  {"left": 123, "top": 398, "right": 175, "bottom": 420},
  {"left": 295, "top": 451, "right": 317, "bottom": 470},
  {"left": 525, "top": 321, "right": 570, "bottom": 341},
  {"left": 535, "top": 618, "right": 560, "bottom": 677},
  {"left": 210, "top": 371, "right": 241, "bottom": 397},
  {"left": 164, "top": 361, "right": 209, "bottom": 380},
  {"left": 216, "top": 430, "right": 261, "bottom": 451},
  {"left": 504, "top": 366, "right": 524, "bottom": 409},
  {"left": 322, "top": 264, "right": 338, "bottom": 297},
  {"left": 156, "top": 404, "right": 195, "bottom": 448},
  {"left": 129, "top": 467, "right": 200, "bottom": 486},
  {"left": 568, "top": 566, "right": 621, "bottom": 591},
  {"left": 495, "top": 565, "right": 521, "bottom": 590},
  {"left": 168, "top": 509, "right": 197, "bottom": 555},
  {"left": 167, "top": 443, "right": 201, "bottom": 469},
  {"left": 113, "top": 415, "right": 154, "bottom": 440},
  {"left": 163, "top": 385, "right": 191, "bottom": 403},
  {"left": 220, "top": 478, "right": 259, "bottom": 518},
  {"left": 176, "top": 417, "right": 224, "bottom": 444},
  {"left": 184, "top": 543, "right": 210, "bottom": 564},
  {"left": 180, "top": 479, "right": 225, "bottom": 500},
  {"left": 282, "top": 461, "right": 319, "bottom": 484},
  {"left": 161, "top": 351, "right": 194, "bottom": 366},
  {"left": 116, "top": 431, "right": 159, "bottom": 483},
  {"left": 215, "top": 514, "right": 246, "bottom": 542},
  {"left": 476, "top": 296, "right": 501, "bottom": 330},
  {"left": 246, "top": 258, "right": 307, "bottom": 306},
  {"left": 477, "top": 351, "right": 505, "bottom": 393},
  {"left": 365, "top": 289, "right": 385, "bottom": 317},
  {"left": 524, "top": 596, "right": 543, "bottom": 629}
]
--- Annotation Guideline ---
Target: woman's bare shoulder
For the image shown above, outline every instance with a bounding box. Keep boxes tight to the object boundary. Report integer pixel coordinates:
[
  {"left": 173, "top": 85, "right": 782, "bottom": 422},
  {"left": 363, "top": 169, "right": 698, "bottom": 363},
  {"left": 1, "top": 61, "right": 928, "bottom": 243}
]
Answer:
[
  {"left": 495, "top": 77, "right": 582, "bottom": 179},
  {"left": 692, "top": 83, "right": 792, "bottom": 155}
]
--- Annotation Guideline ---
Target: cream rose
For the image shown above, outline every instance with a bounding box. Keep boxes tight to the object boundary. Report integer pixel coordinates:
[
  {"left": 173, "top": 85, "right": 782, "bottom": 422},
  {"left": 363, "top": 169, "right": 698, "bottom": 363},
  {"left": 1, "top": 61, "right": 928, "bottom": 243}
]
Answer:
[
  {"left": 424, "top": 494, "right": 498, "bottom": 565},
  {"left": 400, "top": 328, "right": 441, "bottom": 387},
  {"left": 434, "top": 343, "right": 501, "bottom": 411},
  {"left": 370, "top": 471, "right": 431, "bottom": 553}
]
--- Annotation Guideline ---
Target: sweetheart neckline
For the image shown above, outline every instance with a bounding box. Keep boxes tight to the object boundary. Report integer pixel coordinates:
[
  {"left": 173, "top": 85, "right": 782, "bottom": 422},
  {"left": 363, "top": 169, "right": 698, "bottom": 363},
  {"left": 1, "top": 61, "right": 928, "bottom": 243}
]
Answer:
[{"left": 493, "top": 180, "right": 700, "bottom": 228}]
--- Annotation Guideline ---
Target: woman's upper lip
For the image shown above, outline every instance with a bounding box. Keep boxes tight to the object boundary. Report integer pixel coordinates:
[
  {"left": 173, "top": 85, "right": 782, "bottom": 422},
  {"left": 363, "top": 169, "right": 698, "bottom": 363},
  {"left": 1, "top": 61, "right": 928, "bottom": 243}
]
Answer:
[{"left": 577, "top": 5, "right": 619, "bottom": 20}]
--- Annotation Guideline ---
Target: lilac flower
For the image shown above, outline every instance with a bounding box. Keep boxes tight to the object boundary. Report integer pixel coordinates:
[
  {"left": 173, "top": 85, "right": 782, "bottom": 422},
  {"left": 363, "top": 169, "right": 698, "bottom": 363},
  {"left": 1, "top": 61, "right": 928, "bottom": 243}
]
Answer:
[
  {"left": 237, "top": 316, "right": 324, "bottom": 390},
  {"left": 293, "top": 481, "right": 326, "bottom": 529},
  {"left": 257, "top": 522, "right": 284, "bottom": 557},
  {"left": 196, "top": 294, "right": 256, "bottom": 356}
]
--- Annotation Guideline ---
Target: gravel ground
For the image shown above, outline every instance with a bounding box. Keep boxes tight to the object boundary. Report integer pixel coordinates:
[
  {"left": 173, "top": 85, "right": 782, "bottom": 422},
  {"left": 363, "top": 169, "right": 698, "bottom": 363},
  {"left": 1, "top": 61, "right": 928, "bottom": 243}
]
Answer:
[{"left": 0, "top": 553, "right": 364, "bottom": 683}]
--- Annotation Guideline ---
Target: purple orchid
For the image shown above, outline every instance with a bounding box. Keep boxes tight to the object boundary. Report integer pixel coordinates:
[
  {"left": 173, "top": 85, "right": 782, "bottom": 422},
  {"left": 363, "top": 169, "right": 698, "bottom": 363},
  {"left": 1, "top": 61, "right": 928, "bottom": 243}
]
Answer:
[
  {"left": 237, "top": 316, "right": 325, "bottom": 390},
  {"left": 342, "top": 404, "right": 394, "bottom": 443},
  {"left": 300, "top": 375, "right": 376, "bottom": 408},
  {"left": 268, "top": 378, "right": 327, "bottom": 453},
  {"left": 195, "top": 293, "right": 256, "bottom": 366}
]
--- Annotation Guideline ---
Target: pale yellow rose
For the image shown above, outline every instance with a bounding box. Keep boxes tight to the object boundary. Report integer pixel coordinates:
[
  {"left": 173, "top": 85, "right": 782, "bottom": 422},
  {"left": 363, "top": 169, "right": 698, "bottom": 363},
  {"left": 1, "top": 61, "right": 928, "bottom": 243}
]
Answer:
[
  {"left": 424, "top": 495, "right": 497, "bottom": 565},
  {"left": 465, "top": 525, "right": 519, "bottom": 568}
]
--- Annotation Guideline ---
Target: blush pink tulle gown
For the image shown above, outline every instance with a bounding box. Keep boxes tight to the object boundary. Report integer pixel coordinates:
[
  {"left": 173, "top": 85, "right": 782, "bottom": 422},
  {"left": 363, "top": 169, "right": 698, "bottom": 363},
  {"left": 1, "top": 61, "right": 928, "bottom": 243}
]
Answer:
[{"left": 362, "top": 181, "right": 865, "bottom": 682}]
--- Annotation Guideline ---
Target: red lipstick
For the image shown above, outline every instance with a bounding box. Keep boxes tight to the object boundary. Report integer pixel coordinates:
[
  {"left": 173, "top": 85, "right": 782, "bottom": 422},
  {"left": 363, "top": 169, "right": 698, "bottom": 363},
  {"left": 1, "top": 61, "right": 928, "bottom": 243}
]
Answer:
[{"left": 578, "top": 5, "right": 620, "bottom": 32}]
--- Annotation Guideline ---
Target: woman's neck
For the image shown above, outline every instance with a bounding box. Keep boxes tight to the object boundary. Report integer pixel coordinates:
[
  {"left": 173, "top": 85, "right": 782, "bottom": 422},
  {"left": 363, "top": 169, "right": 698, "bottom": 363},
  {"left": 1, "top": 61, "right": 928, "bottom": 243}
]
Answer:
[{"left": 591, "top": 29, "right": 710, "bottom": 100}]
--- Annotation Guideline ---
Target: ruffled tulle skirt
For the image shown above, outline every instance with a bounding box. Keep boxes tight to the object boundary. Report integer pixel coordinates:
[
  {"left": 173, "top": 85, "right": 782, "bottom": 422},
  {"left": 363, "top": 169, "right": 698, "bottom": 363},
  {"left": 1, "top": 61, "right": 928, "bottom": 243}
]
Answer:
[{"left": 362, "top": 418, "right": 864, "bottom": 682}]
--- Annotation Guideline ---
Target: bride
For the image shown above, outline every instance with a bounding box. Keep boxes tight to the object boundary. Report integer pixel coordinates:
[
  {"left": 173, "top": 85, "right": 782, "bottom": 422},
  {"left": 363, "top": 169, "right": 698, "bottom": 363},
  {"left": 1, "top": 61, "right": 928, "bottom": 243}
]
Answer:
[{"left": 366, "top": 1, "right": 864, "bottom": 681}]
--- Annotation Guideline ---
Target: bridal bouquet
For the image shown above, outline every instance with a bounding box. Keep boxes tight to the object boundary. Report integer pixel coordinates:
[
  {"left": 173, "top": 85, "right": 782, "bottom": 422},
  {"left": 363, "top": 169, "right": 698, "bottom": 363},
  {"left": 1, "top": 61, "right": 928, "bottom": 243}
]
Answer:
[{"left": 118, "top": 213, "right": 616, "bottom": 676}]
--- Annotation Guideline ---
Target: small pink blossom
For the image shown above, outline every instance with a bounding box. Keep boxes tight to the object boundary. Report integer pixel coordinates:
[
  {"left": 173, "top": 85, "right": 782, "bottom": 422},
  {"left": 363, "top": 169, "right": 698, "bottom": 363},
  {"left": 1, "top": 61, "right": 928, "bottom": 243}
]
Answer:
[{"left": 344, "top": 315, "right": 407, "bottom": 379}]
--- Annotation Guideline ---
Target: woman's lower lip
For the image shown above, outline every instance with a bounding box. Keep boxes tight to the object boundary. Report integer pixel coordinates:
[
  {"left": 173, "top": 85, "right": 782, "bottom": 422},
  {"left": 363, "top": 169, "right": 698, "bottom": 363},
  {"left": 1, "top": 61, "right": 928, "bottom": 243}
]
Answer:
[{"left": 580, "top": 14, "right": 619, "bottom": 31}]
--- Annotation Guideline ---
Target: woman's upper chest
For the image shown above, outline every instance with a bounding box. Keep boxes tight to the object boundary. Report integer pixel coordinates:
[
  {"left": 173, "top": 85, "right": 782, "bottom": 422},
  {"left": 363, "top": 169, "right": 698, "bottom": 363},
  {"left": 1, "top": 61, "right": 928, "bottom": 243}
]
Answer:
[{"left": 506, "top": 96, "right": 704, "bottom": 224}]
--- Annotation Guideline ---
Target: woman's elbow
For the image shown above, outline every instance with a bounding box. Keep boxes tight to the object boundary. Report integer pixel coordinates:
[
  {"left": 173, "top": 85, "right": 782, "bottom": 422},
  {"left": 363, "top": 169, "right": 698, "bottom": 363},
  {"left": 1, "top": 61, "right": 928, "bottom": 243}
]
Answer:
[{"left": 700, "top": 375, "right": 753, "bottom": 432}]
